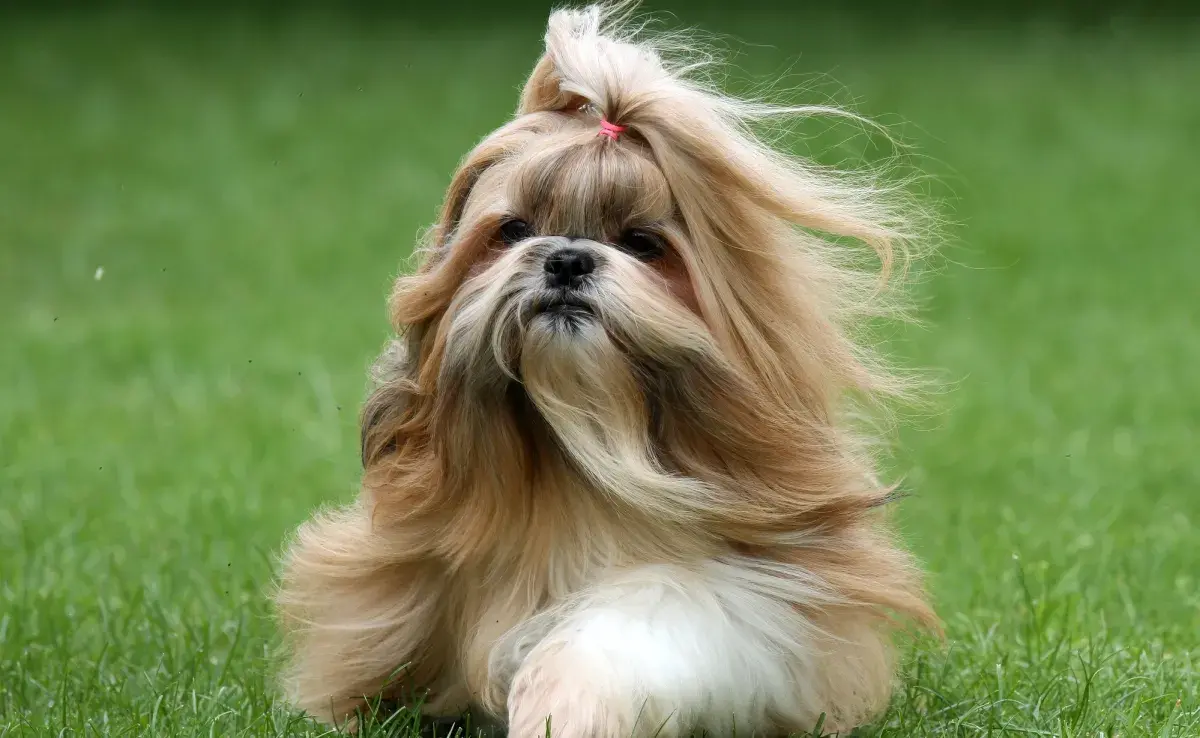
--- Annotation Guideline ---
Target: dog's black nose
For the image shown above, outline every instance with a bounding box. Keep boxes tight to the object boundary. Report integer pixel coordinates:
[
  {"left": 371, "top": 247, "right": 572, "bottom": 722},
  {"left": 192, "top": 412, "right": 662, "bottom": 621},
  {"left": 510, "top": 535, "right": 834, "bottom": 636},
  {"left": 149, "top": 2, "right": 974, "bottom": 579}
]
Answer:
[{"left": 544, "top": 248, "right": 595, "bottom": 289}]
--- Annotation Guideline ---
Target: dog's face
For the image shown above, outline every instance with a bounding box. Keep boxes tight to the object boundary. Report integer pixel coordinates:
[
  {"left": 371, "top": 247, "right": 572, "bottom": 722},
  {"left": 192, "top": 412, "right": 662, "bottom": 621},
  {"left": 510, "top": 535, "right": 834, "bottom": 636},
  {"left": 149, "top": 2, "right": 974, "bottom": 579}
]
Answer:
[
  {"left": 363, "top": 14, "right": 926, "bottom": 542},
  {"left": 436, "top": 119, "right": 714, "bottom": 403},
  {"left": 380, "top": 115, "right": 746, "bottom": 517}
]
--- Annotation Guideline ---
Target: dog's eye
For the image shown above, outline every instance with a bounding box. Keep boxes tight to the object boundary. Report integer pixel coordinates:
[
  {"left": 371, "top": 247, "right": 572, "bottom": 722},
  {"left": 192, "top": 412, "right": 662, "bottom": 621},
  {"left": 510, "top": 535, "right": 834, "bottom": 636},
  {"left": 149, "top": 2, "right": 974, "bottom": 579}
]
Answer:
[
  {"left": 499, "top": 219, "right": 532, "bottom": 245},
  {"left": 618, "top": 229, "right": 666, "bottom": 261}
]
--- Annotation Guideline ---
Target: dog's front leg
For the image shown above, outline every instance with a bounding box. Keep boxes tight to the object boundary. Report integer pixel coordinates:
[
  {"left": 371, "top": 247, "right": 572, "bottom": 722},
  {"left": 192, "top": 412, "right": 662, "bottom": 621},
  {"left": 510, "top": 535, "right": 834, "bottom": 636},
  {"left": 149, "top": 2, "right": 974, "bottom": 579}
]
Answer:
[{"left": 501, "top": 561, "right": 848, "bottom": 738}]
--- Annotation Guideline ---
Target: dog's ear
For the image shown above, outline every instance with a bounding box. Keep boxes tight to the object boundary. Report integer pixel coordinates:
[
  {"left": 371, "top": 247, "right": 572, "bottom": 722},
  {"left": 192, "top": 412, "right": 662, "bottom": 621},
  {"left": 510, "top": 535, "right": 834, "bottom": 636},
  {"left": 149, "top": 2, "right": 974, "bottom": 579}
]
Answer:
[
  {"left": 430, "top": 146, "right": 501, "bottom": 251},
  {"left": 390, "top": 138, "right": 511, "bottom": 329}
]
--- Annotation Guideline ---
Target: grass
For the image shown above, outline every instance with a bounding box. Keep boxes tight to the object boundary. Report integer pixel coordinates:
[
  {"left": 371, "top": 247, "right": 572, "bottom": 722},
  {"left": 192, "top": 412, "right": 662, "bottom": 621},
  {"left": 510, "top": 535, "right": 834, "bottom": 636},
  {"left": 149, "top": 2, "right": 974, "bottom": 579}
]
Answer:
[{"left": 2, "top": 4, "right": 1198, "bottom": 736}]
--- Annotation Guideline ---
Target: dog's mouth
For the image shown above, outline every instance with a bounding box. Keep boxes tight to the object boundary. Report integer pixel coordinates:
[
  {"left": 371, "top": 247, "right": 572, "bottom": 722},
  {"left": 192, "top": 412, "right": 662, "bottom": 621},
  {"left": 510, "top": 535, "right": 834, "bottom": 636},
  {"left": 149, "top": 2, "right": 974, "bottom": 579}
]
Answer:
[
  {"left": 533, "top": 291, "right": 595, "bottom": 318},
  {"left": 524, "top": 290, "right": 597, "bottom": 334}
]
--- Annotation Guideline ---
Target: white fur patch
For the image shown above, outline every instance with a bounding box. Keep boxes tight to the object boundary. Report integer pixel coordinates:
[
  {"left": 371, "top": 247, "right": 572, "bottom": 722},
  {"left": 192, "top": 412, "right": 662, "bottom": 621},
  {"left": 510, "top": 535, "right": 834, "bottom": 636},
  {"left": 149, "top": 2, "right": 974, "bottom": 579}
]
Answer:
[{"left": 498, "top": 560, "right": 834, "bottom": 737}]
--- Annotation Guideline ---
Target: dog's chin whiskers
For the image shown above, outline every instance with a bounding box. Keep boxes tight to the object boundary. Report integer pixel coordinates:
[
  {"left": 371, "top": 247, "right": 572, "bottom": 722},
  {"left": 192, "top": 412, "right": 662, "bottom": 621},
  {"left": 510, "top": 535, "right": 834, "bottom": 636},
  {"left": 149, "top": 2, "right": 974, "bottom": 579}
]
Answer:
[
  {"left": 490, "top": 300, "right": 524, "bottom": 384},
  {"left": 516, "top": 295, "right": 536, "bottom": 334}
]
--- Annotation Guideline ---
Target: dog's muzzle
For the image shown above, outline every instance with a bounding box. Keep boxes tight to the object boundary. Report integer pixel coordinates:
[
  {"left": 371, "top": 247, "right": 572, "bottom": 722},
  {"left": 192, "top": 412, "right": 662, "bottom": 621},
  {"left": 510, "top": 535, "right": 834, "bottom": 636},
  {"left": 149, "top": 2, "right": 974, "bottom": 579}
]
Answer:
[{"left": 531, "top": 242, "right": 602, "bottom": 319}]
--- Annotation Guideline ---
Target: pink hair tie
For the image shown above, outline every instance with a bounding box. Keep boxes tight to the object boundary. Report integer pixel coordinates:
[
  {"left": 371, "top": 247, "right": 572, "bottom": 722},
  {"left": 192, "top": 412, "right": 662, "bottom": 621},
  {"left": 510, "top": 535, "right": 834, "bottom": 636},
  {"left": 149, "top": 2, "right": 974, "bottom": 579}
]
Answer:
[{"left": 597, "top": 119, "right": 626, "bottom": 141}]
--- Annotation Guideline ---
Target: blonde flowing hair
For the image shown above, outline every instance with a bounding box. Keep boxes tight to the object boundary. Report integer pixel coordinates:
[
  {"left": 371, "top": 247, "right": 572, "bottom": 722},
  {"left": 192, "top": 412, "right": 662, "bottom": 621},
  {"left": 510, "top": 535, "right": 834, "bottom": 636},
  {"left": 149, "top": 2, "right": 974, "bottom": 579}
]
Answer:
[{"left": 277, "top": 3, "right": 939, "bottom": 733}]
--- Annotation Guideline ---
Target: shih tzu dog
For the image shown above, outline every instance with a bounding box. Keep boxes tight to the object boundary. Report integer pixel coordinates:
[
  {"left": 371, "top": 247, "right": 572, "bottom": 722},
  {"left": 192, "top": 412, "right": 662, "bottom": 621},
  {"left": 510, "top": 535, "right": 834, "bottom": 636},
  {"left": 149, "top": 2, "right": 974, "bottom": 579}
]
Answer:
[{"left": 277, "top": 3, "right": 938, "bottom": 736}]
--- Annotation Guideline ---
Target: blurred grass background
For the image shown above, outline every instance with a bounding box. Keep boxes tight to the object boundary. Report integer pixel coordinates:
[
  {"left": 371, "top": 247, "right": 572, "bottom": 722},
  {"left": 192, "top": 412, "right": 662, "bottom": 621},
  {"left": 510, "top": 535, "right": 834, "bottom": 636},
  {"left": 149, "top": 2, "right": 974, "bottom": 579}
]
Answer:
[{"left": 1, "top": 0, "right": 1198, "bottom": 735}]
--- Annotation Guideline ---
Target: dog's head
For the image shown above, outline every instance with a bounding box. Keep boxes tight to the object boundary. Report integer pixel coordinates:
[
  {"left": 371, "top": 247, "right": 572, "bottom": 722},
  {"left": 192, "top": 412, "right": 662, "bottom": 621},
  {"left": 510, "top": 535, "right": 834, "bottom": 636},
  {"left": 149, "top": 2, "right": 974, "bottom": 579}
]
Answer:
[{"left": 362, "top": 4, "right": 927, "bottom": 542}]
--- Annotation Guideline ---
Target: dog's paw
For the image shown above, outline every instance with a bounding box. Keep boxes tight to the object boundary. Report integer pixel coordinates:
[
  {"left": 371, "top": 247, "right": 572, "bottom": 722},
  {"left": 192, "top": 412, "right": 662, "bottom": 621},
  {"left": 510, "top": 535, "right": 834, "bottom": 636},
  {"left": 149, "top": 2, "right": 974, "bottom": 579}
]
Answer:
[{"left": 505, "top": 653, "right": 634, "bottom": 738}]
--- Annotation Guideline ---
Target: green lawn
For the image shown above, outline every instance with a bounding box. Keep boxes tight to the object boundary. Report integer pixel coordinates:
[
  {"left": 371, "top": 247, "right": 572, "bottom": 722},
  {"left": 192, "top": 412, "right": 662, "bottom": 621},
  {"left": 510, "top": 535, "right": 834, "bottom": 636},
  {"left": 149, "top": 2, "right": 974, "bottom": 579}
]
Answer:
[{"left": 2, "top": 5, "right": 1198, "bottom": 736}]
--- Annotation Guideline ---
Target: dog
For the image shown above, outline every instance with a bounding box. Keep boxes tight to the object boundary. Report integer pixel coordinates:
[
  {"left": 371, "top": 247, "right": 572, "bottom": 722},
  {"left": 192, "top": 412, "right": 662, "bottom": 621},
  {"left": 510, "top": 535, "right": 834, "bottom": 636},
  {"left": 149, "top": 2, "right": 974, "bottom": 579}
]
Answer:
[{"left": 276, "top": 3, "right": 938, "bottom": 735}]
